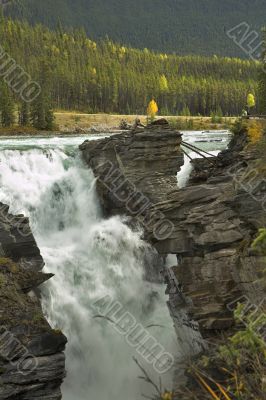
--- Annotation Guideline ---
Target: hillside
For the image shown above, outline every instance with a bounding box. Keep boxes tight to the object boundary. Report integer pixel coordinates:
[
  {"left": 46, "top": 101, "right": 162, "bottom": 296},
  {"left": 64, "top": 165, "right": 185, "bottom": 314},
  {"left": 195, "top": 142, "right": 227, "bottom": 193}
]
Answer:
[
  {"left": 4, "top": 0, "right": 266, "bottom": 57},
  {"left": 0, "top": 17, "right": 258, "bottom": 117}
]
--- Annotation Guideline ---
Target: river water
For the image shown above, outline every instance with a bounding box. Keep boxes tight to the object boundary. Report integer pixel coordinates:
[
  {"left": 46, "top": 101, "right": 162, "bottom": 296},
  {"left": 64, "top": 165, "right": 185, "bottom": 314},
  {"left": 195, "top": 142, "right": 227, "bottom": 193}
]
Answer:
[{"left": 0, "top": 130, "right": 230, "bottom": 400}]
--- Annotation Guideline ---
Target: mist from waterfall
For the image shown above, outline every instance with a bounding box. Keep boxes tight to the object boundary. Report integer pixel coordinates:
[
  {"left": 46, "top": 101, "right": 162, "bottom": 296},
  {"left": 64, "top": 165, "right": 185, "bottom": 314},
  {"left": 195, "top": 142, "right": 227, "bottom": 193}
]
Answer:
[
  {"left": 0, "top": 131, "right": 230, "bottom": 399},
  {"left": 0, "top": 137, "right": 177, "bottom": 400}
]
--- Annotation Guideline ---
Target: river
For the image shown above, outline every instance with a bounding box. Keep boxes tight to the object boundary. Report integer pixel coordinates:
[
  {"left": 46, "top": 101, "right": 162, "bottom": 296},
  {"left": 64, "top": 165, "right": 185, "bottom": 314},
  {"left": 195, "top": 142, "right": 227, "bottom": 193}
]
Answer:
[{"left": 0, "top": 130, "right": 230, "bottom": 400}]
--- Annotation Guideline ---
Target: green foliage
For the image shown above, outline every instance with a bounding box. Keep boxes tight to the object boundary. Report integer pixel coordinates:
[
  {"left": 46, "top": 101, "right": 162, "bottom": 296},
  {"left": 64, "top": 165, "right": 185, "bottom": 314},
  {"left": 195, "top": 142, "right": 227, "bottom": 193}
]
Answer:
[
  {"left": 211, "top": 106, "right": 223, "bottom": 123},
  {"left": 219, "top": 304, "right": 266, "bottom": 363},
  {"left": 4, "top": 0, "right": 266, "bottom": 58},
  {"left": 230, "top": 118, "right": 248, "bottom": 135},
  {"left": 31, "top": 95, "right": 55, "bottom": 130},
  {"left": 0, "top": 257, "right": 18, "bottom": 273},
  {"left": 0, "top": 16, "right": 259, "bottom": 116},
  {"left": 259, "top": 29, "right": 266, "bottom": 114},
  {"left": 185, "top": 305, "right": 266, "bottom": 400},
  {"left": 159, "top": 75, "right": 168, "bottom": 92},
  {"left": 19, "top": 102, "right": 30, "bottom": 126},
  {"left": 180, "top": 106, "right": 191, "bottom": 116},
  {"left": 252, "top": 228, "right": 266, "bottom": 255},
  {"left": 0, "top": 82, "right": 15, "bottom": 127}
]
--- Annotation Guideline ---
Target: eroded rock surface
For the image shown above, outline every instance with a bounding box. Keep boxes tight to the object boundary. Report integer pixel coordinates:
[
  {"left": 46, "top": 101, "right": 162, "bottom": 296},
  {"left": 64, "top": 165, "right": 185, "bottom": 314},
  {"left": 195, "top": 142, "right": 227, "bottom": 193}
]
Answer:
[
  {"left": 80, "top": 124, "right": 266, "bottom": 343},
  {"left": 80, "top": 121, "right": 184, "bottom": 214},
  {"left": 0, "top": 203, "right": 67, "bottom": 399}
]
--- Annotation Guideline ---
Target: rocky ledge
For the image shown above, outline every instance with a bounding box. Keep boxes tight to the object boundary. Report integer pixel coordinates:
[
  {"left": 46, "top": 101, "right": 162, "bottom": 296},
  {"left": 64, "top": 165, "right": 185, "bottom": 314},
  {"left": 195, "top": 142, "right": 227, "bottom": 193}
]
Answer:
[
  {"left": 0, "top": 203, "right": 66, "bottom": 399},
  {"left": 80, "top": 119, "right": 184, "bottom": 214},
  {"left": 80, "top": 121, "right": 265, "bottom": 351}
]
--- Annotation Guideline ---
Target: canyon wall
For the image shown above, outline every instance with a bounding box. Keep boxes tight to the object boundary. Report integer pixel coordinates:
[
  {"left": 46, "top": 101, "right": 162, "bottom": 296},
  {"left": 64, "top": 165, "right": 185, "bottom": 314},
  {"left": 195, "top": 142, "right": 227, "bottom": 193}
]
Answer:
[
  {"left": 80, "top": 123, "right": 265, "bottom": 357},
  {"left": 0, "top": 203, "right": 66, "bottom": 399}
]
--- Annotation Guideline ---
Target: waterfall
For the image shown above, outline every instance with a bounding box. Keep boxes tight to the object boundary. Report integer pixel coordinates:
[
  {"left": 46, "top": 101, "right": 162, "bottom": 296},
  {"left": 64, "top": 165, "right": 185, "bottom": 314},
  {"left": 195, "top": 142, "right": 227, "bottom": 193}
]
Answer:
[
  {"left": 177, "top": 130, "right": 231, "bottom": 188},
  {"left": 0, "top": 138, "right": 177, "bottom": 400}
]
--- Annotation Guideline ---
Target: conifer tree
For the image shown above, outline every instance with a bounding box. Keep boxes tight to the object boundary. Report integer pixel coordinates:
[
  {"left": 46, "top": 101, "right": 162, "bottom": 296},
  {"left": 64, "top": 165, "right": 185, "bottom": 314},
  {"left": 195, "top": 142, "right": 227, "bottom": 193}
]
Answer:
[
  {"left": 30, "top": 61, "right": 55, "bottom": 130},
  {"left": 0, "top": 82, "right": 15, "bottom": 127},
  {"left": 0, "top": 15, "right": 259, "bottom": 118},
  {"left": 31, "top": 92, "right": 54, "bottom": 130},
  {"left": 19, "top": 101, "right": 30, "bottom": 126}
]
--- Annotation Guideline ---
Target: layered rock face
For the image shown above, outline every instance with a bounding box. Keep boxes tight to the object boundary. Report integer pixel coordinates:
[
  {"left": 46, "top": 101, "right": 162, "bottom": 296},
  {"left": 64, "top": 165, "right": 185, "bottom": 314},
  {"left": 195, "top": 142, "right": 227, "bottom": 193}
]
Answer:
[
  {"left": 0, "top": 203, "right": 66, "bottom": 399},
  {"left": 155, "top": 146, "right": 266, "bottom": 336},
  {"left": 80, "top": 124, "right": 266, "bottom": 343},
  {"left": 80, "top": 121, "right": 184, "bottom": 215}
]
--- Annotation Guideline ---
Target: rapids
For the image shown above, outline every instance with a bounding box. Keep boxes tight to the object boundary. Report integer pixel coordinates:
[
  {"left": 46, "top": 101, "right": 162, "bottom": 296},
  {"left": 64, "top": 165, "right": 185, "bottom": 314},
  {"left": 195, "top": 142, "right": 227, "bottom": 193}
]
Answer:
[{"left": 0, "top": 131, "right": 230, "bottom": 399}]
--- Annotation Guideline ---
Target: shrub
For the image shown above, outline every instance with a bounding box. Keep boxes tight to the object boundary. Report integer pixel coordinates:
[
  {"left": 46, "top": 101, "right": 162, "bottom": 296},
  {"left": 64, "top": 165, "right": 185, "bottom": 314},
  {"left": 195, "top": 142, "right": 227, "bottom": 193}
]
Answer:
[
  {"left": 231, "top": 118, "right": 248, "bottom": 135},
  {"left": 248, "top": 121, "right": 263, "bottom": 144},
  {"left": 252, "top": 228, "right": 266, "bottom": 254},
  {"left": 176, "top": 304, "right": 266, "bottom": 400}
]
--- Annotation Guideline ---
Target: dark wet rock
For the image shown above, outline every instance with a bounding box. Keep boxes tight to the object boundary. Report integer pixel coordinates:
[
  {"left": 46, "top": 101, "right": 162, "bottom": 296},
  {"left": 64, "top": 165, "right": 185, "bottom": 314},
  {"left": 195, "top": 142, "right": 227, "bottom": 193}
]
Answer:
[
  {"left": 80, "top": 123, "right": 184, "bottom": 214},
  {"left": 80, "top": 127, "right": 266, "bottom": 343},
  {"left": 0, "top": 203, "right": 66, "bottom": 400}
]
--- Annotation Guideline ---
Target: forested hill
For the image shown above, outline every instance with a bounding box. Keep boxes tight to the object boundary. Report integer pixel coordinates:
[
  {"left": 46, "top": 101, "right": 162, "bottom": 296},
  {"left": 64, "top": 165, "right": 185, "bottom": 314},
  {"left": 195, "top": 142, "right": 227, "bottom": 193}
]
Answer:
[
  {"left": 4, "top": 0, "right": 266, "bottom": 57},
  {"left": 0, "top": 17, "right": 258, "bottom": 117}
]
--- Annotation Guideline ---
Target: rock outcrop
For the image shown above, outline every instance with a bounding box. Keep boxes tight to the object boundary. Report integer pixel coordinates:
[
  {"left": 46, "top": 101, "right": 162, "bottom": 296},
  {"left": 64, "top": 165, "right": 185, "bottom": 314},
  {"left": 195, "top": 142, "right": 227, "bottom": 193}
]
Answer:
[
  {"left": 0, "top": 203, "right": 66, "bottom": 399},
  {"left": 80, "top": 122, "right": 266, "bottom": 345},
  {"left": 80, "top": 121, "right": 184, "bottom": 215}
]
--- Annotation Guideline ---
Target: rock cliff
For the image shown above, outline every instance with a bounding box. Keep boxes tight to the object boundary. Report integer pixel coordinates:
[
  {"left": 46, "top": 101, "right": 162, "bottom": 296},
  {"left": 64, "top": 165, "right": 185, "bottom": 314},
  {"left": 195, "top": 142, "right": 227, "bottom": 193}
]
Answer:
[
  {"left": 80, "top": 121, "right": 184, "bottom": 215},
  {"left": 80, "top": 122, "right": 265, "bottom": 352},
  {"left": 0, "top": 203, "right": 67, "bottom": 399}
]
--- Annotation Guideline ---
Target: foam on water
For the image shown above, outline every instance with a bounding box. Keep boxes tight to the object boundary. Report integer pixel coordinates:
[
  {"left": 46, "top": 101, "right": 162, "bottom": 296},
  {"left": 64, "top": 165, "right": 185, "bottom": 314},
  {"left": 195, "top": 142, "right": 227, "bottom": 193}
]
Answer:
[
  {"left": 177, "top": 131, "right": 230, "bottom": 188},
  {"left": 0, "top": 137, "right": 176, "bottom": 400},
  {"left": 0, "top": 130, "right": 230, "bottom": 399}
]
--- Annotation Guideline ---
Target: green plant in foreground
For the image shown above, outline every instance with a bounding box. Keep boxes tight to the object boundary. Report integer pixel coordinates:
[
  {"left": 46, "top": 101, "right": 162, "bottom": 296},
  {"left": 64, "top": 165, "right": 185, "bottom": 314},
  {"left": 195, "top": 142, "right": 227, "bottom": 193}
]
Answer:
[
  {"left": 252, "top": 228, "right": 266, "bottom": 255},
  {"left": 183, "top": 303, "right": 266, "bottom": 400}
]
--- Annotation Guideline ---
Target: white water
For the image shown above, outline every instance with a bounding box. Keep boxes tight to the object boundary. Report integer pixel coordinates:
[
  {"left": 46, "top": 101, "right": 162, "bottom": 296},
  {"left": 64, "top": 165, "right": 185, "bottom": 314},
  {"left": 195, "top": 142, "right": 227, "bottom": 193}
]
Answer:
[
  {"left": 0, "top": 135, "right": 177, "bottom": 400},
  {"left": 177, "top": 130, "right": 231, "bottom": 188},
  {"left": 0, "top": 131, "right": 230, "bottom": 399}
]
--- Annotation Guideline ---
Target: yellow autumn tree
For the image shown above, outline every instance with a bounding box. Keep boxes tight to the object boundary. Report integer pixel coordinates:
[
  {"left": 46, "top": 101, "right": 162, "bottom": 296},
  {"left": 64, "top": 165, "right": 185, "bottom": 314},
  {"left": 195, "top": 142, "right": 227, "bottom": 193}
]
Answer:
[
  {"left": 147, "top": 99, "right": 159, "bottom": 121},
  {"left": 247, "top": 93, "right": 256, "bottom": 110}
]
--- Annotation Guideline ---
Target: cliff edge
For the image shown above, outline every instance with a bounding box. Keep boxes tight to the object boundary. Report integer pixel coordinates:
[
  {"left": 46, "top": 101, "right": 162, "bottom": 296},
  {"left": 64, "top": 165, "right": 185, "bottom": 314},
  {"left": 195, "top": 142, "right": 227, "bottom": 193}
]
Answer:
[
  {"left": 0, "top": 203, "right": 67, "bottom": 399},
  {"left": 80, "top": 121, "right": 265, "bottom": 366}
]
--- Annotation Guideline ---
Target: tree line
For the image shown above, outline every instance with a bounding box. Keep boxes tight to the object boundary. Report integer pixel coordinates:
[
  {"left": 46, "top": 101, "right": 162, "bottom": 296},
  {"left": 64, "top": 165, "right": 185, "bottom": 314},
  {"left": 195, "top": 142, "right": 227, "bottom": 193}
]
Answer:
[
  {"left": 0, "top": 16, "right": 260, "bottom": 128},
  {"left": 258, "top": 29, "right": 266, "bottom": 114},
  {"left": 5, "top": 0, "right": 266, "bottom": 58}
]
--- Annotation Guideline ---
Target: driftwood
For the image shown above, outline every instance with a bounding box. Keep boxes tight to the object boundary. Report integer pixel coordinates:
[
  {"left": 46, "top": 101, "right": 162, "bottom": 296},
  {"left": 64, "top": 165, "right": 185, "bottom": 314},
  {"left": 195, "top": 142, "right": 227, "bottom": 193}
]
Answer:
[{"left": 181, "top": 141, "right": 216, "bottom": 165}]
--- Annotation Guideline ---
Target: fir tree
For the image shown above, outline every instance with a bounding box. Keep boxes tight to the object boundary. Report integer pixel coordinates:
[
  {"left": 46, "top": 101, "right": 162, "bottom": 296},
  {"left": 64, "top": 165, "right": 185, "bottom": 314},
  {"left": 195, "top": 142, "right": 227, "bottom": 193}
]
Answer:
[
  {"left": 19, "top": 101, "right": 30, "bottom": 126},
  {"left": 0, "top": 15, "right": 259, "bottom": 118},
  {"left": 0, "top": 83, "right": 15, "bottom": 127}
]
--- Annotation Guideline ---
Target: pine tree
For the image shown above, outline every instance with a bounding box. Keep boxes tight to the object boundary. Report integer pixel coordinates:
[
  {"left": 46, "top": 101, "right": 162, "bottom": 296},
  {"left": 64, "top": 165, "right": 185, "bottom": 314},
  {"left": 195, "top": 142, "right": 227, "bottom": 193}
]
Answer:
[
  {"left": 30, "top": 61, "right": 55, "bottom": 130},
  {"left": 159, "top": 75, "right": 168, "bottom": 92},
  {"left": 0, "top": 15, "right": 259, "bottom": 118},
  {"left": 0, "top": 82, "right": 15, "bottom": 127},
  {"left": 31, "top": 93, "right": 54, "bottom": 130},
  {"left": 19, "top": 101, "right": 30, "bottom": 126},
  {"left": 180, "top": 105, "right": 191, "bottom": 116}
]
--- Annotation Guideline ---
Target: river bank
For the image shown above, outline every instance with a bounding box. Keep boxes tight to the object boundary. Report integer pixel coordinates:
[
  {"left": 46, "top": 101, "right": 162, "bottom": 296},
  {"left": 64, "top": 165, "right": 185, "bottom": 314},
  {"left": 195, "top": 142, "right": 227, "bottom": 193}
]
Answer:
[
  {"left": 0, "top": 113, "right": 236, "bottom": 136},
  {"left": 0, "top": 128, "right": 230, "bottom": 400},
  {"left": 80, "top": 119, "right": 266, "bottom": 399}
]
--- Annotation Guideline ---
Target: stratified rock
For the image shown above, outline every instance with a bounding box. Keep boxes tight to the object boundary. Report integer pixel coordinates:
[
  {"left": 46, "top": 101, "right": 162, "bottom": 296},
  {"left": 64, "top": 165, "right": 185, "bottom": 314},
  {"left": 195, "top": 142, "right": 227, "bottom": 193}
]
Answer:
[
  {"left": 80, "top": 122, "right": 183, "bottom": 215},
  {"left": 0, "top": 203, "right": 67, "bottom": 399},
  {"left": 148, "top": 139, "right": 266, "bottom": 337},
  {"left": 80, "top": 124, "right": 266, "bottom": 343}
]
